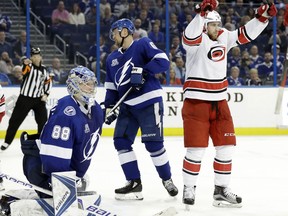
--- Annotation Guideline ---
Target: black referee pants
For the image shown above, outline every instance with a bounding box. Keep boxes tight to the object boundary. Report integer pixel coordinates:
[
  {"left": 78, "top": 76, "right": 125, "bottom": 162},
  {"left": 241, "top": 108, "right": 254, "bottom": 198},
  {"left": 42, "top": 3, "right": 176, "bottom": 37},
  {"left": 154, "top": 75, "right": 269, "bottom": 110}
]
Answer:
[{"left": 4, "top": 95, "right": 48, "bottom": 145}]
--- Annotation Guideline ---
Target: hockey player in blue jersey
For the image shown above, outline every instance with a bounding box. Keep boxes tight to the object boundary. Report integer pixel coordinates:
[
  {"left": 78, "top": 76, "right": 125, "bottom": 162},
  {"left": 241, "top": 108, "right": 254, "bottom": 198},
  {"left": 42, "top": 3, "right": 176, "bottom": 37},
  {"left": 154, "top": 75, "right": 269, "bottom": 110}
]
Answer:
[
  {"left": 103, "top": 18, "right": 178, "bottom": 200},
  {"left": 20, "top": 66, "right": 103, "bottom": 198}
]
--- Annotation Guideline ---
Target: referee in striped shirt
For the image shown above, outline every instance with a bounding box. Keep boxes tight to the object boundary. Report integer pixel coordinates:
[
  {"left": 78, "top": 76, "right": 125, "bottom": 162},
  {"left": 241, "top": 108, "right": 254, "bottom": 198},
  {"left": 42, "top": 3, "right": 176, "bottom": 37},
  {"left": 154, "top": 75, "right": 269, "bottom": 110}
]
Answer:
[{"left": 1, "top": 47, "right": 52, "bottom": 151}]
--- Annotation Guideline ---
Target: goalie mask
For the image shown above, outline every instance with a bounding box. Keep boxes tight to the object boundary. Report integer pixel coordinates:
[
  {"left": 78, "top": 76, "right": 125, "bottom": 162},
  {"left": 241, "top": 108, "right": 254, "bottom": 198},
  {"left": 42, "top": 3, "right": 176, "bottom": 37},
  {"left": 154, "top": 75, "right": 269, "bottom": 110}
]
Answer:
[{"left": 66, "top": 66, "right": 98, "bottom": 106}]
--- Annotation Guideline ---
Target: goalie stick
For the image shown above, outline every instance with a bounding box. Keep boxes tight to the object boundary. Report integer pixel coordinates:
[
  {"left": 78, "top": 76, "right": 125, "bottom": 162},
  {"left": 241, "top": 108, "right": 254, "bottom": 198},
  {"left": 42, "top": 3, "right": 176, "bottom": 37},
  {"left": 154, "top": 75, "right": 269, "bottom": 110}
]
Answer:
[{"left": 274, "top": 48, "right": 288, "bottom": 114}]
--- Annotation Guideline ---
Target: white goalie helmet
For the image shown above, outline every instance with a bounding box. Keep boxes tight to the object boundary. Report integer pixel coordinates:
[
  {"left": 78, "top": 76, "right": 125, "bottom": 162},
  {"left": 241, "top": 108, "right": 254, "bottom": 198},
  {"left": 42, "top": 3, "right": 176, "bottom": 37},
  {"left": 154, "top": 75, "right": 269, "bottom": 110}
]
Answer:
[
  {"left": 205, "top": 11, "right": 222, "bottom": 27},
  {"left": 66, "top": 66, "right": 98, "bottom": 105}
]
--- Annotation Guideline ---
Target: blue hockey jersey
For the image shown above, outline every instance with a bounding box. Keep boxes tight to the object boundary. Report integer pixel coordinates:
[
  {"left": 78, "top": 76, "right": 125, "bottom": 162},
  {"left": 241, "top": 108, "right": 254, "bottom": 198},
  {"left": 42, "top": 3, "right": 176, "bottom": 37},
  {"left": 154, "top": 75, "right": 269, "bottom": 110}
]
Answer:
[
  {"left": 39, "top": 95, "right": 103, "bottom": 178},
  {"left": 104, "top": 37, "right": 169, "bottom": 109}
]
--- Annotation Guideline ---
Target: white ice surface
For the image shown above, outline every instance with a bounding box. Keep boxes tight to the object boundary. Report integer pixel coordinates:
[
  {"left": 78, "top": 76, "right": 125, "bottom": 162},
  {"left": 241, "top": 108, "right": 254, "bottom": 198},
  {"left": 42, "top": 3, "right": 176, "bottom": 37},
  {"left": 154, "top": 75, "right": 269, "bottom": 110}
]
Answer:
[{"left": 1, "top": 136, "right": 288, "bottom": 216}]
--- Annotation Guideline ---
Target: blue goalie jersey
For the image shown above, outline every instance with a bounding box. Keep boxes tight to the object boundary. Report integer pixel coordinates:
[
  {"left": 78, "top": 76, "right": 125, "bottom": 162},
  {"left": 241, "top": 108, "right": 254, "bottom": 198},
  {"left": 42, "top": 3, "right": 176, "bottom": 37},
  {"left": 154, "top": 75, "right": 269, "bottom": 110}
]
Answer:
[
  {"left": 39, "top": 95, "right": 103, "bottom": 178},
  {"left": 104, "top": 37, "right": 170, "bottom": 109}
]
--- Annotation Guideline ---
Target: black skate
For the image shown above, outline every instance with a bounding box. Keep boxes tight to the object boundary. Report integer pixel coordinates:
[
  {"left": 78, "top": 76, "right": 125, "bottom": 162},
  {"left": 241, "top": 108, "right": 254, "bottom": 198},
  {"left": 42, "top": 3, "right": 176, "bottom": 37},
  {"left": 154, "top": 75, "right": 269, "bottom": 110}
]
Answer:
[
  {"left": 183, "top": 185, "right": 196, "bottom": 211},
  {"left": 0, "top": 195, "right": 19, "bottom": 216},
  {"left": 0, "top": 178, "right": 4, "bottom": 191},
  {"left": 162, "top": 179, "right": 178, "bottom": 197},
  {"left": 213, "top": 185, "right": 242, "bottom": 208},
  {"left": 115, "top": 179, "right": 143, "bottom": 200}
]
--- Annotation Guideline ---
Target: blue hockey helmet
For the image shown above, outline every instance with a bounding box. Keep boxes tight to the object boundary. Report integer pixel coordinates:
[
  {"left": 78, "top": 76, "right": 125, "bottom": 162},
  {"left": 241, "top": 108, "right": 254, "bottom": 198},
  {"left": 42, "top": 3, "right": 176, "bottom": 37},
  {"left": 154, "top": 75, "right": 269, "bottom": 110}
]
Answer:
[
  {"left": 109, "top": 18, "right": 135, "bottom": 40},
  {"left": 66, "top": 66, "right": 98, "bottom": 106}
]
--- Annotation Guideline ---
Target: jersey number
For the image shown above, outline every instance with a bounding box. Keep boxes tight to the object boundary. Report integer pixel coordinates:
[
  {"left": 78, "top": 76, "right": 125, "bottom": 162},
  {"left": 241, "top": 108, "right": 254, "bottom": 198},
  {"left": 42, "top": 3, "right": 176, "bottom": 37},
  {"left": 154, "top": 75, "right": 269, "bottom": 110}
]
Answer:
[{"left": 52, "top": 125, "right": 70, "bottom": 141}]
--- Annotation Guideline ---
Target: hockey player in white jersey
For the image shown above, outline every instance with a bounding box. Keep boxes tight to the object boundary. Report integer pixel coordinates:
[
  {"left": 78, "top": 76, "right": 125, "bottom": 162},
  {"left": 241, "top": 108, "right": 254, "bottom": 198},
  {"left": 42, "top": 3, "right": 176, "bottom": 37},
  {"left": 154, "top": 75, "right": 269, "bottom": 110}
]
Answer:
[
  {"left": 103, "top": 18, "right": 178, "bottom": 200},
  {"left": 181, "top": 0, "right": 277, "bottom": 208},
  {"left": 19, "top": 66, "right": 103, "bottom": 198}
]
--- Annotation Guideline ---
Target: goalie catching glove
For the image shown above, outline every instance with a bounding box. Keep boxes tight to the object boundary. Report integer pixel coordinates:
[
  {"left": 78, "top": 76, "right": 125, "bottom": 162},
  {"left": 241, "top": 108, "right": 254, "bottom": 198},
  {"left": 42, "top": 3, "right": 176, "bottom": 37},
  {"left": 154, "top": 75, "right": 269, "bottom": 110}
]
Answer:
[
  {"left": 255, "top": 3, "right": 277, "bottom": 23},
  {"left": 195, "top": 0, "right": 219, "bottom": 16},
  {"left": 131, "top": 66, "right": 145, "bottom": 90}
]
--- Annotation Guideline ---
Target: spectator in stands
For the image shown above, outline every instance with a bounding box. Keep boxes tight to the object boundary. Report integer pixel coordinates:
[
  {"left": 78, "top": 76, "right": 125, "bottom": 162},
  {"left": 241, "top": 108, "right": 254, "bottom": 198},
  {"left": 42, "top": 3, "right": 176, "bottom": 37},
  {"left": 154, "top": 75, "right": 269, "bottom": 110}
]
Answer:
[
  {"left": 168, "top": 0, "right": 181, "bottom": 16},
  {"left": 138, "top": 9, "right": 152, "bottom": 32},
  {"left": 48, "top": 57, "right": 68, "bottom": 85},
  {"left": 69, "top": 2, "right": 85, "bottom": 26},
  {"left": 170, "top": 35, "right": 186, "bottom": 61},
  {"left": 88, "top": 35, "right": 109, "bottom": 71},
  {"left": 153, "top": 0, "right": 165, "bottom": 20},
  {"left": 79, "top": 0, "right": 91, "bottom": 15},
  {"left": 227, "top": 46, "right": 241, "bottom": 71},
  {"left": 249, "top": 45, "right": 264, "bottom": 68},
  {"left": 174, "top": 55, "right": 186, "bottom": 84},
  {"left": 113, "top": 0, "right": 129, "bottom": 18},
  {"left": 239, "top": 50, "right": 253, "bottom": 78},
  {"left": 224, "top": 15, "right": 236, "bottom": 30},
  {"left": 163, "top": 67, "right": 182, "bottom": 86},
  {"left": 138, "top": 1, "right": 154, "bottom": 21},
  {"left": 148, "top": 23, "right": 164, "bottom": 43},
  {"left": 169, "top": 13, "right": 182, "bottom": 38},
  {"left": 227, "top": 66, "right": 245, "bottom": 86},
  {"left": 7, "top": 65, "right": 22, "bottom": 85},
  {"left": 133, "top": 18, "right": 148, "bottom": 40},
  {"left": 51, "top": 1, "right": 70, "bottom": 26},
  {"left": 0, "top": 31, "right": 12, "bottom": 57},
  {"left": 101, "top": 6, "right": 117, "bottom": 26},
  {"left": 85, "top": 3, "right": 97, "bottom": 26},
  {"left": 284, "top": 3, "right": 288, "bottom": 36},
  {"left": 0, "top": 72, "right": 11, "bottom": 86},
  {"left": 246, "top": 68, "right": 262, "bottom": 86},
  {"left": 100, "top": 0, "right": 111, "bottom": 17},
  {"left": 0, "top": 12, "right": 16, "bottom": 43},
  {"left": 155, "top": 72, "right": 166, "bottom": 85},
  {"left": 120, "top": 1, "right": 138, "bottom": 21},
  {"left": 13, "top": 30, "right": 32, "bottom": 65},
  {"left": 0, "top": 51, "right": 13, "bottom": 74},
  {"left": 256, "top": 52, "right": 274, "bottom": 80}
]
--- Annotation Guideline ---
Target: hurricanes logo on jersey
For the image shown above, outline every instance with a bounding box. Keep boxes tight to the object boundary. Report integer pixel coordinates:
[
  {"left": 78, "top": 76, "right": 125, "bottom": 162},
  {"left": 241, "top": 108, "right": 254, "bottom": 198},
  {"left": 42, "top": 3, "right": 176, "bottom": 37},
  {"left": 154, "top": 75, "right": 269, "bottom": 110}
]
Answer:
[{"left": 207, "top": 45, "right": 226, "bottom": 62}]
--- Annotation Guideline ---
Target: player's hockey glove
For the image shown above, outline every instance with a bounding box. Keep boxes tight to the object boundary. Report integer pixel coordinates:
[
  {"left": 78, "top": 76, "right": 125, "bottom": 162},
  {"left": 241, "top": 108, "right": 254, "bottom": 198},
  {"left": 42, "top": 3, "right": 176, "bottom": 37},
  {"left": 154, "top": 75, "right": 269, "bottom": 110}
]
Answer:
[
  {"left": 105, "top": 106, "right": 119, "bottom": 125},
  {"left": 195, "top": 0, "right": 219, "bottom": 16},
  {"left": 255, "top": 3, "right": 277, "bottom": 23},
  {"left": 131, "top": 66, "right": 145, "bottom": 90}
]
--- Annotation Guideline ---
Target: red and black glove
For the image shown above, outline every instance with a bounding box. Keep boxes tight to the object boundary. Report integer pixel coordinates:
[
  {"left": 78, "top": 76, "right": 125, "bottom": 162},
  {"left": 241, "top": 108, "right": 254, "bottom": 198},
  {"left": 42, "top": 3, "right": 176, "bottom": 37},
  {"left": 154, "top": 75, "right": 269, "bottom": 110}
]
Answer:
[
  {"left": 195, "top": 0, "right": 219, "bottom": 16},
  {"left": 255, "top": 3, "right": 277, "bottom": 23}
]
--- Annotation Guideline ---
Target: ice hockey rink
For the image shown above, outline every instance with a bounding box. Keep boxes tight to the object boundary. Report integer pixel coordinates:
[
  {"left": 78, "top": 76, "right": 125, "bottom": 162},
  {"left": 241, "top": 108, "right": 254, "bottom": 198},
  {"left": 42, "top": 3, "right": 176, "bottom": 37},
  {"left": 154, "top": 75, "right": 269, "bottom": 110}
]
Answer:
[{"left": 1, "top": 135, "right": 288, "bottom": 216}]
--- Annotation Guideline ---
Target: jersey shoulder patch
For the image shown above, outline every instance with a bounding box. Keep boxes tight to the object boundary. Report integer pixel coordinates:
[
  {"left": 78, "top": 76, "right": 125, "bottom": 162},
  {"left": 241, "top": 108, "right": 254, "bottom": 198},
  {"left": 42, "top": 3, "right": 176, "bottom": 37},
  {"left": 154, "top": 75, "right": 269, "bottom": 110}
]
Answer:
[{"left": 63, "top": 106, "right": 76, "bottom": 116}]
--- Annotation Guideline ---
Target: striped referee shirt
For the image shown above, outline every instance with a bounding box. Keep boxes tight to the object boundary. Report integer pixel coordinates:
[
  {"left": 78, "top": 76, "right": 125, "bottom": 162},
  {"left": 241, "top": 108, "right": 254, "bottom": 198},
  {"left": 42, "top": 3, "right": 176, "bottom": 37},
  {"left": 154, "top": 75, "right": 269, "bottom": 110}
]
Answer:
[{"left": 21, "top": 63, "right": 52, "bottom": 98}]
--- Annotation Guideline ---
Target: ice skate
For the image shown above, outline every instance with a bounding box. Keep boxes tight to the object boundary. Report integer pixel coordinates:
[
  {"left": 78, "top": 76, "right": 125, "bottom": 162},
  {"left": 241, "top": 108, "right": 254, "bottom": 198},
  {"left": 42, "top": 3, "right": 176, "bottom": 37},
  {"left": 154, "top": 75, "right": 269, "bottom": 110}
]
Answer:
[
  {"left": 0, "top": 143, "right": 10, "bottom": 151},
  {"left": 0, "top": 178, "right": 4, "bottom": 191},
  {"left": 183, "top": 185, "right": 196, "bottom": 211},
  {"left": 115, "top": 179, "right": 143, "bottom": 200},
  {"left": 213, "top": 185, "right": 242, "bottom": 208},
  {"left": 162, "top": 179, "right": 178, "bottom": 197}
]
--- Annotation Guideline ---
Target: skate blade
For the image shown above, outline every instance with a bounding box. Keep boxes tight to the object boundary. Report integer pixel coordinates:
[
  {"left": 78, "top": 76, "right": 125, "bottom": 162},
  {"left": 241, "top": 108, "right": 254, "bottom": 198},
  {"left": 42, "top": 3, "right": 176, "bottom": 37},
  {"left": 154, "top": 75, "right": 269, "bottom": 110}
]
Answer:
[
  {"left": 213, "top": 200, "right": 242, "bottom": 208},
  {"left": 185, "top": 204, "right": 191, "bottom": 211},
  {"left": 115, "top": 192, "right": 143, "bottom": 201}
]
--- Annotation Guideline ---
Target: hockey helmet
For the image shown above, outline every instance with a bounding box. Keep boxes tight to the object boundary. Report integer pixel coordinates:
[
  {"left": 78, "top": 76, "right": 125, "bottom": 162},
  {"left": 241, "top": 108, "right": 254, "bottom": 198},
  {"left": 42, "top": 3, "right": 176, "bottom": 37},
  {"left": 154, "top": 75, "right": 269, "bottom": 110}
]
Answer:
[
  {"left": 205, "top": 11, "right": 222, "bottom": 26},
  {"left": 31, "top": 47, "right": 41, "bottom": 56},
  {"left": 66, "top": 66, "right": 98, "bottom": 106},
  {"left": 109, "top": 18, "right": 135, "bottom": 40}
]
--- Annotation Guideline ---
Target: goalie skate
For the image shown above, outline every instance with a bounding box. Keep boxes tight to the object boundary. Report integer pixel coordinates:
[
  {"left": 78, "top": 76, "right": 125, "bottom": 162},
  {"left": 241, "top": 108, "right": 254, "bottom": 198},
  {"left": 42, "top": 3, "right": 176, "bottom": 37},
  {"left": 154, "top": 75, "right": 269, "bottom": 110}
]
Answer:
[
  {"left": 115, "top": 179, "right": 143, "bottom": 200},
  {"left": 213, "top": 185, "right": 242, "bottom": 208}
]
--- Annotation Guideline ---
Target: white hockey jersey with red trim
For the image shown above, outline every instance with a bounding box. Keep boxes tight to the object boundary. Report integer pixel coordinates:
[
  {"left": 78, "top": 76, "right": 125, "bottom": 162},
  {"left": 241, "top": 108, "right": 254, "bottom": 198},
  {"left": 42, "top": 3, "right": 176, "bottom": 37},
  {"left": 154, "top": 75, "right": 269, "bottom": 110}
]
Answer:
[{"left": 182, "top": 14, "right": 268, "bottom": 101}]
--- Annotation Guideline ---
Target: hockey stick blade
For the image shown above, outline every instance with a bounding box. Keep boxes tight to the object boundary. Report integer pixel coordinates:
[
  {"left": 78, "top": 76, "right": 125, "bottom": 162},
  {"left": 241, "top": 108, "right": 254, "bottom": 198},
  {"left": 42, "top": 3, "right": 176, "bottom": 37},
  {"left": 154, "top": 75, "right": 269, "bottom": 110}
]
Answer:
[
  {"left": 275, "top": 49, "right": 288, "bottom": 114},
  {"left": 153, "top": 207, "right": 177, "bottom": 216}
]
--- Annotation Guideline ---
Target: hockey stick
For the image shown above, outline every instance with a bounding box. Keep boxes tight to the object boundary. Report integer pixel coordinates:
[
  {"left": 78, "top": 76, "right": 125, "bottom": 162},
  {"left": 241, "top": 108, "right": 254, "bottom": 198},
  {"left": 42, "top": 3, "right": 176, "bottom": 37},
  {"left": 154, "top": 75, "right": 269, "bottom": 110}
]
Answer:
[
  {"left": 0, "top": 172, "right": 97, "bottom": 197},
  {"left": 0, "top": 172, "right": 53, "bottom": 196},
  {"left": 274, "top": 48, "right": 288, "bottom": 114},
  {"left": 107, "top": 86, "right": 133, "bottom": 114},
  {"left": 153, "top": 207, "right": 177, "bottom": 216}
]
